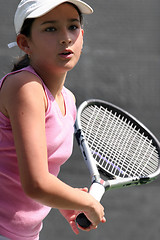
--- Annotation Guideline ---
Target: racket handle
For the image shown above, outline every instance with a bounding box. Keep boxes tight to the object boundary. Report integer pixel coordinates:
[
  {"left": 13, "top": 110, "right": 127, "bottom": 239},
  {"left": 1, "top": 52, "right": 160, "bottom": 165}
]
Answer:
[
  {"left": 76, "top": 213, "right": 92, "bottom": 228},
  {"left": 76, "top": 182, "right": 105, "bottom": 229}
]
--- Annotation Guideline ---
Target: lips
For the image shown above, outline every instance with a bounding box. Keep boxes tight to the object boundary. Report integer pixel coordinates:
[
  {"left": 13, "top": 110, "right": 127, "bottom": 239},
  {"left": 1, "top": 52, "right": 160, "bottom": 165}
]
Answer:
[
  {"left": 59, "top": 49, "right": 73, "bottom": 58},
  {"left": 61, "top": 52, "right": 72, "bottom": 55}
]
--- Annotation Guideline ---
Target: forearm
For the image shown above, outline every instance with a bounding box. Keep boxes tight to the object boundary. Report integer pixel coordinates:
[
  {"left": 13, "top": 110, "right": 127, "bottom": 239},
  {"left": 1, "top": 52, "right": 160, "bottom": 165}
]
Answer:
[{"left": 26, "top": 173, "right": 93, "bottom": 212}]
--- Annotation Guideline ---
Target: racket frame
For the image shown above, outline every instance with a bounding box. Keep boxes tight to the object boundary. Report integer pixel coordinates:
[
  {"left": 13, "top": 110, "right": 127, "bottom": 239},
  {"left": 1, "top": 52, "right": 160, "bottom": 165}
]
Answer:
[
  {"left": 75, "top": 99, "right": 160, "bottom": 191},
  {"left": 75, "top": 99, "right": 160, "bottom": 228}
]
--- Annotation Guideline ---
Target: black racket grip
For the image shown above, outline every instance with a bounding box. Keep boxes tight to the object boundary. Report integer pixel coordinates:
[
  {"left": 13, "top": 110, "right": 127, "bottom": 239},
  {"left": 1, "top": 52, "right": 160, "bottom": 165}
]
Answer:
[{"left": 76, "top": 213, "right": 92, "bottom": 228}]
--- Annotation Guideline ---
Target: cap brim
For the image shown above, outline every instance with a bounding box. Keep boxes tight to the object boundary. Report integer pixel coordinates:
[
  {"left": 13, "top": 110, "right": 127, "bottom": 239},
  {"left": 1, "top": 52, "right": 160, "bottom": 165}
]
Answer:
[{"left": 27, "top": 0, "right": 93, "bottom": 19}]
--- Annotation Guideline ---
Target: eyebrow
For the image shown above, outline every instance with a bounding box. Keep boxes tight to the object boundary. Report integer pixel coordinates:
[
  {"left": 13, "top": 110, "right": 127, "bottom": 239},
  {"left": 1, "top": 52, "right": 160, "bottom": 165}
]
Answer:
[{"left": 41, "top": 19, "right": 80, "bottom": 25}]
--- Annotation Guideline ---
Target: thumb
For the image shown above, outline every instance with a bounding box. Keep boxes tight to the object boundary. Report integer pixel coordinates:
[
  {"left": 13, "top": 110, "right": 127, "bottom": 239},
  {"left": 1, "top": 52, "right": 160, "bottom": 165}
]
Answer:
[{"left": 69, "top": 220, "right": 80, "bottom": 235}]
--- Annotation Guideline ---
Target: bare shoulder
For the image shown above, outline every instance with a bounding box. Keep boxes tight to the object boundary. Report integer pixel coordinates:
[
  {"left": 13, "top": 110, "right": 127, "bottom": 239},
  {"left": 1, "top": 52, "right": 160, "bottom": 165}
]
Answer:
[
  {"left": 0, "top": 71, "right": 46, "bottom": 117},
  {"left": 1, "top": 70, "right": 43, "bottom": 92}
]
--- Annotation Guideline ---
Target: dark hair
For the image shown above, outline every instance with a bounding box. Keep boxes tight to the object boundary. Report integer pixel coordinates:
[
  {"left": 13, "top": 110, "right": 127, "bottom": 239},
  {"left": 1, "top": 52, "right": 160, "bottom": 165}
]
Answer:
[
  {"left": 11, "top": 18, "right": 35, "bottom": 72},
  {"left": 12, "top": 3, "right": 83, "bottom": 72}
]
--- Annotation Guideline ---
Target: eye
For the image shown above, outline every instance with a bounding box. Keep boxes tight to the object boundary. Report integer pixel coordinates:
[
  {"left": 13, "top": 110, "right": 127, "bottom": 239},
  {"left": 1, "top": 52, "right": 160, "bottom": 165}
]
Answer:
[
  {"left": 45, "top": 27, "right": 56, "bottom": 32},
  {"left": 69, "top": 25, "right": 79, "bottom": 31}
]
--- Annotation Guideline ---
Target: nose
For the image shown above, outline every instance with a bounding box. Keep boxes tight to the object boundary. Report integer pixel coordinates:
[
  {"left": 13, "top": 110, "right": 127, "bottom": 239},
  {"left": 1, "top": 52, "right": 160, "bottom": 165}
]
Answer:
[
  {"left": 60, "top": 30, "right": 72, "bottom": 45},
  {"left": 60, "top": 39, "right": 72, "bottom": 45}
]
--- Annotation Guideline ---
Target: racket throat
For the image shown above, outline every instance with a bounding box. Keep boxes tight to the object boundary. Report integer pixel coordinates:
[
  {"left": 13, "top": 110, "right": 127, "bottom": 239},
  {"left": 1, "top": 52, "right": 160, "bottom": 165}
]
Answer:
[{"left": 89, "top": 181, "right": 106, "bottom": 202}]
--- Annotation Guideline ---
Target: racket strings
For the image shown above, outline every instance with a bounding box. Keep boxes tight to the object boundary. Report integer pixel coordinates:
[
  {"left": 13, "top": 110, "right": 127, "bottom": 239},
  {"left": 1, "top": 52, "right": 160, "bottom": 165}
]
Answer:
[{"left": 80, "top": 105, "right": 159, "bottom": 178}]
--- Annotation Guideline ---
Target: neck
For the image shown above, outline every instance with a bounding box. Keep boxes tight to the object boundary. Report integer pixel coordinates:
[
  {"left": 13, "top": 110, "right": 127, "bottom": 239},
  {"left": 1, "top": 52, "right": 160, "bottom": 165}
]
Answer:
[{"left": 31, "top": 65, "right": 67, "bottom": 97}]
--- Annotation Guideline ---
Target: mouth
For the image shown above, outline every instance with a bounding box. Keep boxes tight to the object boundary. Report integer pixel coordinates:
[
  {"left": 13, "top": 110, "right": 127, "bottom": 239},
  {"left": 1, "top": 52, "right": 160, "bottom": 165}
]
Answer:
[
  {"left": 59, "top": 50, "right": 73, "bottom": 58},
  {"left": 61, "top": 52, "right": 72, "bottom": 55}
]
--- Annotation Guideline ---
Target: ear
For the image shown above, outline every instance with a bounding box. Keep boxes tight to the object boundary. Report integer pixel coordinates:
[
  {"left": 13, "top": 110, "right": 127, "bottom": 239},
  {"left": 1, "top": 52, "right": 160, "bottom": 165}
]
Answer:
[
  {"left": 81, "top": 29, "right": 84, "bottom": 37},
  {"left": 16, "top": 34, "right": 31, "bottom": 55},
  {"left": 81, "top": 29, "right": 84, "bottom": 50}
]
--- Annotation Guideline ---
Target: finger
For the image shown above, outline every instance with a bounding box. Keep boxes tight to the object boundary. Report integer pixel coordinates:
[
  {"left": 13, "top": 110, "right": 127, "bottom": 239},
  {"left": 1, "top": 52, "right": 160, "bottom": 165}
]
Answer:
[
  {"left": 77, "top": 224, "right": 91, "bottom": 232},
  {"left": 70, "top": 220, "right": 80, "bottom": 235},
  {"left": 101, "top": 216, "right": 106, "bottom": 223},
  {"left": 82, "top": 187, "right": 88, "bottom": 192},
  {"left": 78, "top": 187, "right": 88, "bottom": 192},
  {"left": 69, "top": 214, "right": 77, "bottom": 221},
  {"left": 92, "top": 225, "right": 98, "bottom": 229}
]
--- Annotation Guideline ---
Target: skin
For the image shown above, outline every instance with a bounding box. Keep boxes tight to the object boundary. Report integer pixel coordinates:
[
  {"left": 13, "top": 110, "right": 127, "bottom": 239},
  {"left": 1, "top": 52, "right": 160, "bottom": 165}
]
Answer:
[{"left": 0, "top": 3, "right": 106, "bottom": 235}]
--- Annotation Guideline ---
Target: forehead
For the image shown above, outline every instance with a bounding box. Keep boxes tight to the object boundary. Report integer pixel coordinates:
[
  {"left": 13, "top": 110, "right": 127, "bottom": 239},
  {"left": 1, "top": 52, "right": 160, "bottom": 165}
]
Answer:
[{"left": 36, "top": 3, "right": 80, "bottom": 23}]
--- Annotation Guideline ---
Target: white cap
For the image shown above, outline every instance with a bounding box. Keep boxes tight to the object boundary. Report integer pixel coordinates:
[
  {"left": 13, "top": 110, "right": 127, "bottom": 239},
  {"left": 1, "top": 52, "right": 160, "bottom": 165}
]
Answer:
[{"left": 14, "top": 0, "right": 93, "bottom": 35}]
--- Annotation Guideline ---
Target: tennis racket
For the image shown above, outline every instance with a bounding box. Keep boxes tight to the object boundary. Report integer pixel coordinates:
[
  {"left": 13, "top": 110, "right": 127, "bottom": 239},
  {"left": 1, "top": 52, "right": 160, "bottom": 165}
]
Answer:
[{"left": 75, "top": 99, "right": 160, "bottom": 228}]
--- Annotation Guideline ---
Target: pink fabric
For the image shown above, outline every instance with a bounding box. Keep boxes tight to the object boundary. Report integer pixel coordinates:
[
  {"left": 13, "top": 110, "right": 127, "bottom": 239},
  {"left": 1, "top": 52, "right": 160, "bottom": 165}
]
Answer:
[{"left": 0, "top": 66, "right": 76, "bottom": 240}]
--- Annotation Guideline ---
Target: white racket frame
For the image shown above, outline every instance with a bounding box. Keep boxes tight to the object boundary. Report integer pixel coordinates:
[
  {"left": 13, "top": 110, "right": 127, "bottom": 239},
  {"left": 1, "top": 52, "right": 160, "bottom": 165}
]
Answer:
[{"left": 75, "top": 99, "right": 160, "bottom": 201}]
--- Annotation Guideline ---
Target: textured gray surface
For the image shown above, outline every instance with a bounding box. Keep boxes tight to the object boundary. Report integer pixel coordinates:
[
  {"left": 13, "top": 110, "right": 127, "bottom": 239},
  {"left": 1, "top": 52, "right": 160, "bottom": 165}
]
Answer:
[{"left": 1, "top": 1, "right": 160, "bottom": 239}]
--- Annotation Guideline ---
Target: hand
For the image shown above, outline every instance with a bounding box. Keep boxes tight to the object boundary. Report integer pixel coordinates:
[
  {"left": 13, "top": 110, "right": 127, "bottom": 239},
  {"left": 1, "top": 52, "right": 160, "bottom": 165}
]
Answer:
[
  {"left": 59, "top": 187, "right": 89, "bottom": 235},
  {"left": 77, "top": 188, "right": 106, "bottom": 230},
  {"left": 59, "top": 187, "right": 106, "bottom": 234},
  {"left": 59, "top": 209, "right": 79, "bottom": 234},
  {"left": 82, "top": 202, "right": 106, "bottom": 230}
]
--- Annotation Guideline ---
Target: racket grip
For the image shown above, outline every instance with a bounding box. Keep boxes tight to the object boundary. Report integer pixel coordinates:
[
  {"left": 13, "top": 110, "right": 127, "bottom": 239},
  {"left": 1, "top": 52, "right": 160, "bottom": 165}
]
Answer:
[
  {"left": 76, "top": 182, "right": 105, "bottom": 229},
  {"left": 76, "top": 213, "right": 92, "bottom": 228}
]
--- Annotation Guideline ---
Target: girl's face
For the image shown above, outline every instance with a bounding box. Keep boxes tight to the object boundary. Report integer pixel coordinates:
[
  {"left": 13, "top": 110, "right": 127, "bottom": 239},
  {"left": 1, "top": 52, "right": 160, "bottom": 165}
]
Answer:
[{"left": 26, "top": 3, "right": 84, "bottom": 74}]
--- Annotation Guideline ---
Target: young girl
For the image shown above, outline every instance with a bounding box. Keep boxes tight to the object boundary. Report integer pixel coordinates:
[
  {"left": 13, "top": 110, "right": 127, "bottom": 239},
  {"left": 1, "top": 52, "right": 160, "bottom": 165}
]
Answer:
[{"left": 0, "top": 0, "right": 106, "bottom": 239}]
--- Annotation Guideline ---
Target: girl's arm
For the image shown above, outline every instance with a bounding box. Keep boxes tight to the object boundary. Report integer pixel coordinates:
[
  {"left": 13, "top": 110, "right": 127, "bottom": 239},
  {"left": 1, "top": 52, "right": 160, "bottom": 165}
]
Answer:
[{"left": 1, "top": 71, "right": 105, "bottom": 229}]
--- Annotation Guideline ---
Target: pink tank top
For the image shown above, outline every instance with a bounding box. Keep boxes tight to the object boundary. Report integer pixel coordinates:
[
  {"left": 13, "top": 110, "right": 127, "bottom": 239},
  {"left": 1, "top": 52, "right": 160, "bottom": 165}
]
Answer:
[{"left": 0, "top": 66, "right": 76, "bottom": 240}]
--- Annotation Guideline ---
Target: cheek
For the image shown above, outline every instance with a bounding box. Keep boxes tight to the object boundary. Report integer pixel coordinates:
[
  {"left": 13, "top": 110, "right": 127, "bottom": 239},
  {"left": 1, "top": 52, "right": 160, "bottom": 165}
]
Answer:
[
  {"left": 74, "top": 35, "right": 83, "bottom": 54},
  {"left": 30, "top": 37, "right": 56, "bottom": 57}
]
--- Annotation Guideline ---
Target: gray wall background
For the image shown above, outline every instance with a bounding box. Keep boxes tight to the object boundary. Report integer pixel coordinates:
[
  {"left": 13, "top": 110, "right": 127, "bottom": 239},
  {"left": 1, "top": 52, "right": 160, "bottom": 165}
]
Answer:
[{"left": 1, "top": 1, "right": 160, "bottom": 239}]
